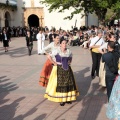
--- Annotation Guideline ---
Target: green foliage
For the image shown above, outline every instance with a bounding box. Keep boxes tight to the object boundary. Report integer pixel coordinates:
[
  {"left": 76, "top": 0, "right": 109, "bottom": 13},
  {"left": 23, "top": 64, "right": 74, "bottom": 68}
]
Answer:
[
  {"left": 40, "top": 0, "right": 120, "bottom": 22},
  {"left": 0, "top": 3, "right": 17, "bottom": 10}
]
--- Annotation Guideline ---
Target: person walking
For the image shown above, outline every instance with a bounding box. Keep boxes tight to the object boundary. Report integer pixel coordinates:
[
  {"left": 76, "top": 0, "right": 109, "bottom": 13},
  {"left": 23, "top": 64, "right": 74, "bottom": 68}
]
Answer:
[
  {"left": 44, "top": 38, "right": 79, "bottom": 106},
  {"left": 89, "top": 30, "right": 105, "bottom": 79},
  {"left": 25, "top": 30, "right": 33, "bottom": 56},
  {"left": 1, "top": 29, "right": 10, "bottom": 52},
  {"left": 36, "top": 28, "right": 45, "bottom": 55}
]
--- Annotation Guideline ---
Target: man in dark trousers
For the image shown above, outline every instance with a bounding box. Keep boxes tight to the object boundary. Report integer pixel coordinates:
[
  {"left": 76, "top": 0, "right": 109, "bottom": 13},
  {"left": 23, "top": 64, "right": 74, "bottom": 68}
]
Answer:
[
  {"left": 102, "top": 41, "right": 119, "bottom": 101},
  {"left": 49, "top": 29, "right": 55, "bottom": 43}
]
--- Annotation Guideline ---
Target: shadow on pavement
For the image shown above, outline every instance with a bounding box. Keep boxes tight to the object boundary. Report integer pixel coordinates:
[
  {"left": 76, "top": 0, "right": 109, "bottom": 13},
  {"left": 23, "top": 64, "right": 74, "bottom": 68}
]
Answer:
[
  {"left": 48, "top": 67, "right": 107, "bottom": 120},
  {"left": 34, "top": 114, "right": 47, "bottom": 120},
  {"left": 75, "top": 67, "right": 107, "bottom": 120},
  {"left": 0, "top": 47, "right": 37, "bottom": 57},
  {"left": 74, "top": 67, "right": 91, "bottom": 98},
  {"left": 0, "top": 75, "right": 22, "bottom": 120},
  {"left": 46, "top": 67, "right": 92, "bottom": 120},
  {"left": 13, "top": 99, "right": 47, "bottom": 120}
]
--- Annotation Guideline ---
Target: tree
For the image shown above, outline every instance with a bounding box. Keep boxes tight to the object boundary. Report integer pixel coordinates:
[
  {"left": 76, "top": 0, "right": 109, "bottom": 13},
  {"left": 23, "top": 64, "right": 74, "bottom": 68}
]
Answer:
[{"left": 40, "top": 0, "right": 120, "bottom": 25}]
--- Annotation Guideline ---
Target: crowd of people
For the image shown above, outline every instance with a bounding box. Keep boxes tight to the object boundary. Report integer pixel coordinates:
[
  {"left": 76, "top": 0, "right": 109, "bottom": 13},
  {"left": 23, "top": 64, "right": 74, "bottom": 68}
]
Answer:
[
  {"left": 1, "top": 24, "right": 120, "bottom": 119},
  {"left": 37, "top": 25, "right": 120, "bottom": 119}
]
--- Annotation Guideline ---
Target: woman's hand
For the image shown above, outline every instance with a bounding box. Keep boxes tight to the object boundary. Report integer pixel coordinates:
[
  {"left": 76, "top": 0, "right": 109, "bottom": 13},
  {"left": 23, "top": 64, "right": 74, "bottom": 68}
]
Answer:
[
  {"left": 68, "top": 60, "right": 71, "bottom": 65},
  {"left": 53, "top": 61, "right": 57, "bottom": 66}
]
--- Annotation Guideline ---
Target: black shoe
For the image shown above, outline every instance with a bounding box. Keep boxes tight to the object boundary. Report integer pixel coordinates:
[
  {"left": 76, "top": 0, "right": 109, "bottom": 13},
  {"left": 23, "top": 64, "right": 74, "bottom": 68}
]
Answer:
[
  {"left": 60, "top": 102, "right": 65, "bottom": 106},
  {"left": 29, "top": 52, "right": 31, "bottom": 56},
  {"left": 38, "top": 53, "right": 41, "bottom": 55},
  {"left": 66, "top": 101, "right": 72, "bottom": 104},
  {"left": 96, "top": 73, "right": 99, "bottom": 77},
  {"left": 91, "top": 75, "right": 95, "bottom": 79}
]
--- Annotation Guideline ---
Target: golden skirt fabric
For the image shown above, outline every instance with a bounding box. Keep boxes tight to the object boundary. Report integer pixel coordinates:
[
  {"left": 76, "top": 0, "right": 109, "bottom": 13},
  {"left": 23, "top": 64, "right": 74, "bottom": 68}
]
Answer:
[
  {"left": 99, "top": 61, "right": 106, "bottom": 87},
  {"left": 39, "top": 59, "right": 53, "bottom": 87},
  {"left": 44, "top": 66, "right": 79, "bottom": 102}
]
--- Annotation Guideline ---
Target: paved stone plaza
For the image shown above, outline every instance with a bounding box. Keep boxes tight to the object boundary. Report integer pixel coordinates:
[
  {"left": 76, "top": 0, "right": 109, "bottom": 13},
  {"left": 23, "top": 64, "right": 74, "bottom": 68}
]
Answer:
[{"left": 0, "top": 37, "right": 108, "bottom": 120}]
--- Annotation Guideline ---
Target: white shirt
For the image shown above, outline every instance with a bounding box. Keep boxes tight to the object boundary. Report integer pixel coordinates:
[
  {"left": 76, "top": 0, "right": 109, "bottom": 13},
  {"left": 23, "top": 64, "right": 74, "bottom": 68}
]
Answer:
[
  {"left": 90, "top": 36, "right": 105, "bottom": 47},
  {"left": 50, "top": 47, "right": 72, "bottom": 58},
  {"left": 4, "top": 34, "right": 7, "bottom": 40},
  {"left": 36, "top": 33, "right": 45, "bottom": 41},
  {"left": 98, "top": 42, "right": 108, "bottom": 51},
  {"left": 43, "top": 42, "right": 59, "bottom": 53}
]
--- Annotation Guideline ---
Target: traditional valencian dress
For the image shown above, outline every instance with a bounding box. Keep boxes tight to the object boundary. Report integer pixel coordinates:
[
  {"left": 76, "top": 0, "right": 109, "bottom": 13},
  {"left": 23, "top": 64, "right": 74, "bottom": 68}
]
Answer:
[
  {"left": 44, "top": 48, "right": 79, "bottom": 102},
  {"left": 39, "top": 42, "right": 59, "bottom": 87}
]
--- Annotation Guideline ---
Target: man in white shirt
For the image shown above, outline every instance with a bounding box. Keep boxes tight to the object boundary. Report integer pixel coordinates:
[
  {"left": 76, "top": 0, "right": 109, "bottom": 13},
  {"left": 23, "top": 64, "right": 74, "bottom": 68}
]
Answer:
[
  {"left": 36, "top": 28, "right": 45, "bottom": 55},
  {"left": 89, "top": 30, "right": 105, "bottom": 79}
]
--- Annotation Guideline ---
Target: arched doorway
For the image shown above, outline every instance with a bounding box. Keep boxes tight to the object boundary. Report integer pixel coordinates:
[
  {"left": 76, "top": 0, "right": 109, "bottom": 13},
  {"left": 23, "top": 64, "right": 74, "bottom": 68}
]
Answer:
[
  {"left": 28, "top": 14, "right": 39, "bottom": 27},
  {"left": 5, "top": 12, "right": 11, "bottom": 27}
]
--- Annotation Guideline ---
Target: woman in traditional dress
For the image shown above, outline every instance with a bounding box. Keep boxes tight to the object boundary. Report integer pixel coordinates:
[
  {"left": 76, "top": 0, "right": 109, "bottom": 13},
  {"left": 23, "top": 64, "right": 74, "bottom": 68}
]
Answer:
[
  {"left": 39, "top": 34, "right": 60, "bottom": 87},
  {"left": 44, "top": 38, "right": 79, "bottom": 106},
  {"left": 106, "top": 63, "right": 120, "bottom": 120}
]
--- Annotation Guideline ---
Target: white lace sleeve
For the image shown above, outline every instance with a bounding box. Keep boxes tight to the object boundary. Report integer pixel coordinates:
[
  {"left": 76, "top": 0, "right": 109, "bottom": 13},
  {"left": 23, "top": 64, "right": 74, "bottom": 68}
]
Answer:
[
  {"left": 43, "top": 43, "right": 52, "bottom": 53},
  {"left": 50, "top": 49, "right": 58, "bottom": 58}
]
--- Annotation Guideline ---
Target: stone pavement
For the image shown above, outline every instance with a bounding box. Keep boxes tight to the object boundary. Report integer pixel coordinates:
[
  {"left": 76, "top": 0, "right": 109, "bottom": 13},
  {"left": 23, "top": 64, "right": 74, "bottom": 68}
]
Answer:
[{"left": 0, "top": 37, "right": 108, "bottom": 120}]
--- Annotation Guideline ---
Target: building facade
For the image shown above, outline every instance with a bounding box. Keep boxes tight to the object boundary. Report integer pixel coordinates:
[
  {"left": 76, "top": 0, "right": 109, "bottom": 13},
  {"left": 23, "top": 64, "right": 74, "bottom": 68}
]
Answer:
[{"left": 0, "top": 0, "right": 98, "bottom": 30}]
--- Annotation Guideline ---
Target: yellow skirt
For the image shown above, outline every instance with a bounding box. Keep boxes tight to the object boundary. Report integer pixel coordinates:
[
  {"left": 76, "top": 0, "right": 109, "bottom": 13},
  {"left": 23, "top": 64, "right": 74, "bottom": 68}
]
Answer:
[{"left": 44, "top": 66, "right": 79, "bottom": 102}]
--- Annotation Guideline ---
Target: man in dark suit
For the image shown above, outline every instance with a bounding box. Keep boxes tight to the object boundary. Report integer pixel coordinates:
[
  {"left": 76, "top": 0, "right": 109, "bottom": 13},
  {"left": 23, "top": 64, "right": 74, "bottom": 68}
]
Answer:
[
  {"left": 1, "top": 30, "right": 10, "bottom": 52},
  {"left": 102, "top": 41, "right": 119, "bottom": 101},
  {"left": 49, "top": 29, "right": 55, "bottom": 43}
]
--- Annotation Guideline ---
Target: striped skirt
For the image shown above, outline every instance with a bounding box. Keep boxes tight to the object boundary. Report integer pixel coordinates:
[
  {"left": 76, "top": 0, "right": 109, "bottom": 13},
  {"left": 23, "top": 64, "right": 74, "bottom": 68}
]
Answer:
[{"left": 39, "top": 59, "right": 53, "bottom": 87}]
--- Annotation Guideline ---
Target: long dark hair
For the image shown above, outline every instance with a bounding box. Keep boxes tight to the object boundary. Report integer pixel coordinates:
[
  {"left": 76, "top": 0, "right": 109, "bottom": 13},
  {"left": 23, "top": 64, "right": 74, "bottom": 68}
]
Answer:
[{"left": 60, "top": 37, "right": 67, "bottom": 44}]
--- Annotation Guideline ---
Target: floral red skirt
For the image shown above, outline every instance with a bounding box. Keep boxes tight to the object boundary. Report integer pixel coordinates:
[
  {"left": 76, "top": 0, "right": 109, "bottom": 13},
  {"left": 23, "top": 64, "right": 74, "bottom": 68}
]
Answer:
[{"left": 39, "top": 59, "right": 53, "bottom": 87}]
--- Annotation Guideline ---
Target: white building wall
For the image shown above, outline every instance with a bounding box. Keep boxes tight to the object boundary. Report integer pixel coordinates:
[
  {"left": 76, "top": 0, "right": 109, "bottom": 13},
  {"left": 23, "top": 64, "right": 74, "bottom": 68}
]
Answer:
[
  {"left": 43, "top": 8, "right": 86, "bottom": 30},
  {"left": 0, "top": 0, "right": 98, "bottom": 28},
  {"left": 23, "top": 0, "right": 85, "bottom": 30}
]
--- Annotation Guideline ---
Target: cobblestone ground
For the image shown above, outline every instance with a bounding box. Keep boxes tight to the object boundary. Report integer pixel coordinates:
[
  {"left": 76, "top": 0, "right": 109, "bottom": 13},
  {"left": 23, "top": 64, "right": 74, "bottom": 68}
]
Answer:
[{"left": 0, "top": 37, "right": 108, "bottom": 120}]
